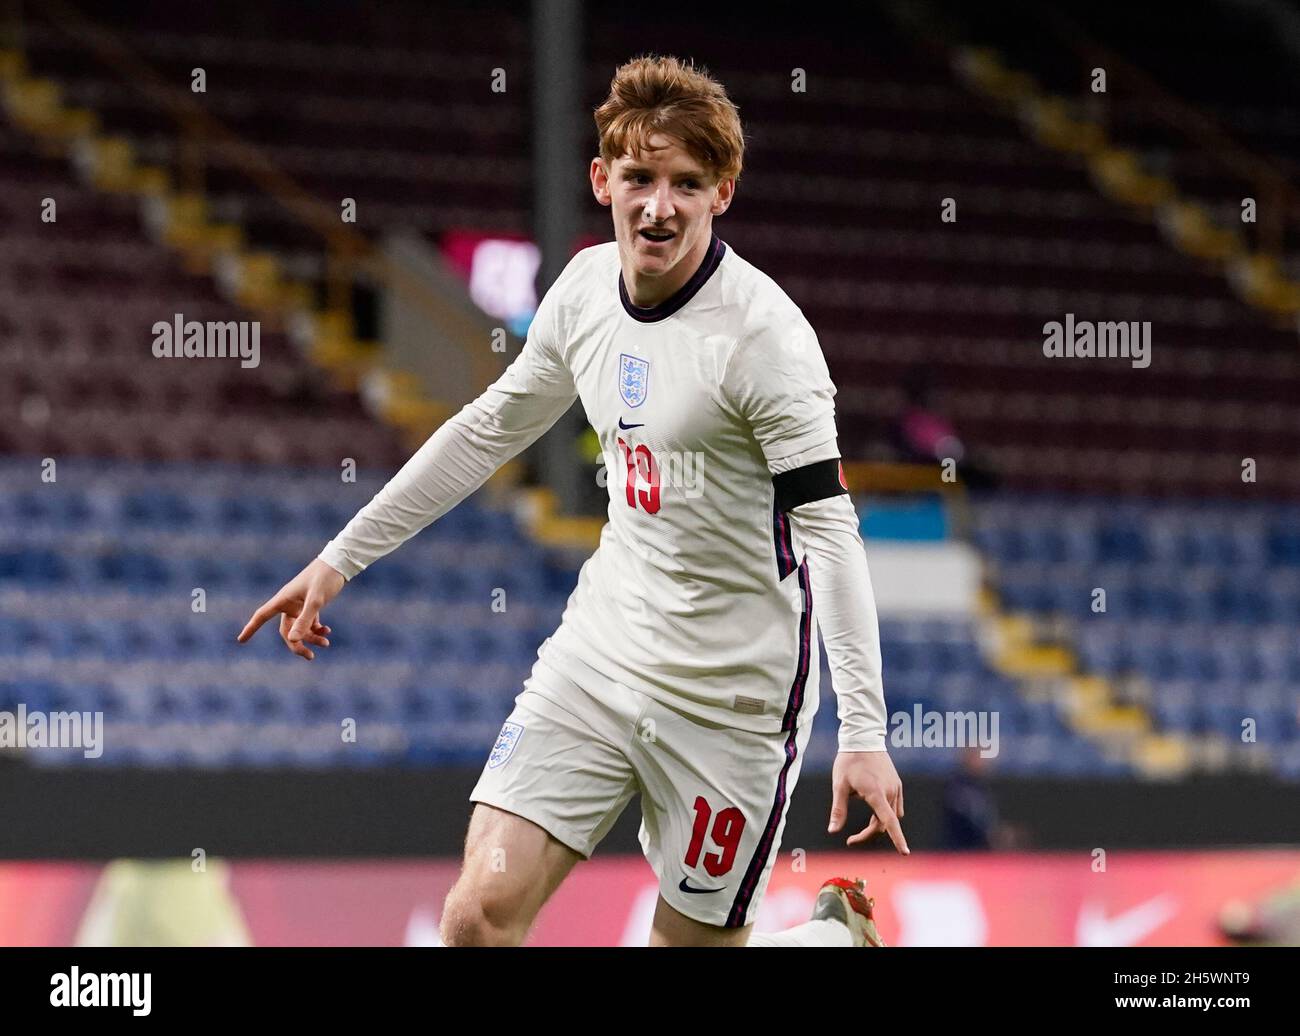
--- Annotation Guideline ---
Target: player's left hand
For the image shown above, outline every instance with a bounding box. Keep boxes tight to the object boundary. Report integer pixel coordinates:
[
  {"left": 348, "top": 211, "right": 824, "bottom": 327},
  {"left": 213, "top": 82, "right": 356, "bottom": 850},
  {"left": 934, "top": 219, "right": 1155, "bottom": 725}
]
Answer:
[{"left": 828, "top": 750, "right": 909, "bottom": 854}]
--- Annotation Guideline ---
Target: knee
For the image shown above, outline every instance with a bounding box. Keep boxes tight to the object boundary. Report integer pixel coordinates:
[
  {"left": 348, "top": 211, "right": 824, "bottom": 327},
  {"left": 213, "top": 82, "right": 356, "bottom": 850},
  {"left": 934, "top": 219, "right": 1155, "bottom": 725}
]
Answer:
[{"left": 439, "top": 882, "right": 528, "bottom": 947}]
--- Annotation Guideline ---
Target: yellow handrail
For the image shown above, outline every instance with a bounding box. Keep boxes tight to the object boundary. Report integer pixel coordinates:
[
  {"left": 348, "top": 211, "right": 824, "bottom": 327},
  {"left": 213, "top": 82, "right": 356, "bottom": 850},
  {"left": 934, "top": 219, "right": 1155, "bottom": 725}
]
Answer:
[
  {"left": 39, "top": 0, "right": 501, "bottom": 392},
  {"left": 1037, "top": 3, "right": 1300, "bottom": 256}
]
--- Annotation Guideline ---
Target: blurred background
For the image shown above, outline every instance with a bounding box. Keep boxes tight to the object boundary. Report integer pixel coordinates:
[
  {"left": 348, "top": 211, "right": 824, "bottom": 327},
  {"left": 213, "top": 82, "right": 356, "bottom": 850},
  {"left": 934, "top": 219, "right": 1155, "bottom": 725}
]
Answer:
[{"left": 0, "top": 0, "right": 1298, "bottom": 946}]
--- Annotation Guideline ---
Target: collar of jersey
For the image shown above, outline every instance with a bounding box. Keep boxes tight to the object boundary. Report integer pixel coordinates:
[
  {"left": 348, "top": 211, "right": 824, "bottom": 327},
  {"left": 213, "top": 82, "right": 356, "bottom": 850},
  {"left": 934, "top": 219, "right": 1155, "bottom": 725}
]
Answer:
[{"left": 618, "top": 231, "right": 727, "bottom": 323}]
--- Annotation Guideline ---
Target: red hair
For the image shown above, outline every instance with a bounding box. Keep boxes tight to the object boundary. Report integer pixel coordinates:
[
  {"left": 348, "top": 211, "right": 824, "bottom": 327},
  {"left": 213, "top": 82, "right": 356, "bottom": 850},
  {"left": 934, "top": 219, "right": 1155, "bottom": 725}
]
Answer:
[{"left": 594, "top": 54, "right": 745, "bottom": 182}]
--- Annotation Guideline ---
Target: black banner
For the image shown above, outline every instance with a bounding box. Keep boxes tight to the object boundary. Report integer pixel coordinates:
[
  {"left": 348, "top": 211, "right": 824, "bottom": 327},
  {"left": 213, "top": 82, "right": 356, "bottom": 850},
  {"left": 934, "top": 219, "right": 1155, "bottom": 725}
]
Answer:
[{"left": 0, "top": 946, "right": 1292, "bottom": 1023}]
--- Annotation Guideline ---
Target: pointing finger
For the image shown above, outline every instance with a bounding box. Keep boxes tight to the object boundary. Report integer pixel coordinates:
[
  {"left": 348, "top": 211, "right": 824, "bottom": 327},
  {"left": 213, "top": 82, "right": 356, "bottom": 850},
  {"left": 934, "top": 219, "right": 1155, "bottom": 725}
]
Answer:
[{"left": 237, "top": 599, "right": 281, "bottom": 642}]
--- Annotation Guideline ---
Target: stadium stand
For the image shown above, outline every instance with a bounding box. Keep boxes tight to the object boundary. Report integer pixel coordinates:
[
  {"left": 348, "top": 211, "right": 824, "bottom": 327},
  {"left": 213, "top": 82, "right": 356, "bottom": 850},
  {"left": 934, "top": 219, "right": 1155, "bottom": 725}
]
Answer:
[
  {"left": 975, "top": 493, "right": 1300, "bottom": 779},
  {"left": 0, "top": 456, "right": 1127, "bottom": 775},
  {"left": 0, "top": 0, "right": 1295, "bottom": 782}
]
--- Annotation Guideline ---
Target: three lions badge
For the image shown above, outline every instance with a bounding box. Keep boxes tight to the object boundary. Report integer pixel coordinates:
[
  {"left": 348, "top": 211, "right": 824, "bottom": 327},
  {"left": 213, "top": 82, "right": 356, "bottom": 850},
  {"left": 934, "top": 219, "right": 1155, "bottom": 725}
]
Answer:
[
  {"left": 619, "top": 353, "right": 650, "bottom": 408},
  {"left": 488, "top": 721, "right": 524, "bottom": 769}
]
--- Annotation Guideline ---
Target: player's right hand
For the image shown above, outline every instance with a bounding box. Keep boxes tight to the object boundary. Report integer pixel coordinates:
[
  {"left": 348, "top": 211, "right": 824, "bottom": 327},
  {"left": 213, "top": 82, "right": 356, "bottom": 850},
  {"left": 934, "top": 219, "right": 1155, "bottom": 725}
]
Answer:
[{"left": 236, "top": 558, "right": 346, "bottom": 661}]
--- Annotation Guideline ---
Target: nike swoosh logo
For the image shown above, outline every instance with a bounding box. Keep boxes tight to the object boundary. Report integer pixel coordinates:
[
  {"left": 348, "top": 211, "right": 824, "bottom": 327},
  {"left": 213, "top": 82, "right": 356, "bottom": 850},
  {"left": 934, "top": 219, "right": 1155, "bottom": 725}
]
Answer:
[
  {"left": 1075, "top": 895, "right": 1179, "bottom": 947},
  {"left": 618, "top": 418, "right": 645, "bottom": 430},
  {"left": 679, "top": 877, "right": 726, "bottom": 895}
]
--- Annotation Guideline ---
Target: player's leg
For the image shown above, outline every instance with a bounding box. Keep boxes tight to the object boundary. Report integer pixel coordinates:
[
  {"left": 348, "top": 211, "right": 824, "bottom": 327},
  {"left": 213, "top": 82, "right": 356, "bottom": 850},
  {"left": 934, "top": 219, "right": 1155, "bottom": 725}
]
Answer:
[
  {"left": 649, "top": 891, "right": 882, "bottom": 947},
  {"left": 649, "top": 895, "right": 754, "bottom": 947},
  {"left": 440, "top": 802, "right": 583, "bottom": 946},
  {"left": 631, "top": 696, "right": 816, "bottom": 946},
  {"left": 747, "top": 878, "right": 884, "bottom": 947},
  {"left": 441, "top": 660, "right": 638, "bottom": 946}
]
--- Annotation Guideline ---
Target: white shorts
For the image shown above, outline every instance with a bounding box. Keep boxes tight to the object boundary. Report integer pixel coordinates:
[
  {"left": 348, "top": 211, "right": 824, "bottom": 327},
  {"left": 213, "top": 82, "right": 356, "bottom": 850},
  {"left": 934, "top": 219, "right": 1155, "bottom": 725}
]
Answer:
[{"left": 469, "top": 655, "right": 814, "bottom": 929}]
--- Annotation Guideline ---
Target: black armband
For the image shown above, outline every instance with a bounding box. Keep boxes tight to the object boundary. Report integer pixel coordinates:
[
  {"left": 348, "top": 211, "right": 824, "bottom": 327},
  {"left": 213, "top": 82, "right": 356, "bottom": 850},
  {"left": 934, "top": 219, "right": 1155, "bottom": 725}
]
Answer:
[{"left": 772, "top": 458, "right": 849, "bottom": 513}]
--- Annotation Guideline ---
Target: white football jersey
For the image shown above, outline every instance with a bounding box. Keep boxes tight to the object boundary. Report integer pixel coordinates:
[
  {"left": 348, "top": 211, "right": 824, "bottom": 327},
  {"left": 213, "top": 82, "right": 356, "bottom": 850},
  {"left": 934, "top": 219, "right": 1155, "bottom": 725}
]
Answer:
[{"left": 513, "top": 233, "right": 842, "bottom": 735}]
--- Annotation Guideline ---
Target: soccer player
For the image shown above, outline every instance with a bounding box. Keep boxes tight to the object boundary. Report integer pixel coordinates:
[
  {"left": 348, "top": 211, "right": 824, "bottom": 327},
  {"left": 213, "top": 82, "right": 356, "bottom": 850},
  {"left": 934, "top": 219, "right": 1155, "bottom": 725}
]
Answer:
[{"left": 238, "top": 54, "right": 906, "bottom": 948}]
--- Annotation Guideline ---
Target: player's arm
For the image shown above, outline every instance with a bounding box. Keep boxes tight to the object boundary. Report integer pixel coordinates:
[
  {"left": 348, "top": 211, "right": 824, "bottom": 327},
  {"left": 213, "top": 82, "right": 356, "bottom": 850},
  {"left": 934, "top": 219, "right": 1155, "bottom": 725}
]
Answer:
[
  {"left": 312, "top": 336, "right": 577, "bottom": 581},
  {"left": 774, "top": 467, "right": 889, "bottom": 753},
  {"left": 238, "top": 270, "right": 579, "bottom": 659},
  {"left": 780, "top": 475, "right": 906, "bottom": 853},
  {"left": 722, "top": 317, "right": 907, "bottom": 854},
  {"left": 774, "top": 461, "right": 886, "bottom": 757}
]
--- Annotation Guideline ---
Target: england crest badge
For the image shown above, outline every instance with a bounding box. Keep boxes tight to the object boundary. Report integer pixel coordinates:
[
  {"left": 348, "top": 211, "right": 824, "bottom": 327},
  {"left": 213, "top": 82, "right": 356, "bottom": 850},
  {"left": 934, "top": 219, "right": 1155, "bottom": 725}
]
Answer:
[
  {"left": 488, "top": 721, "right": 524, "bottom": 769},
  {"left": 619, "top": 353, "right": 650, "bottom": 408}
]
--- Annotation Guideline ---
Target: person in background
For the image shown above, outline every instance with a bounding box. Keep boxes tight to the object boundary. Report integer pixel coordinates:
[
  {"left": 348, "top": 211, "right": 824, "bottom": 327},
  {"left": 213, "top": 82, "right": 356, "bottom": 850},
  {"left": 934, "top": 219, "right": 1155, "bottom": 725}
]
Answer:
[
  {"left": 894, "top": 370, "right": 998, "bottom": 489},
  {"left": 940, "top": 746, "right": 1023, "bottom": 850}
]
